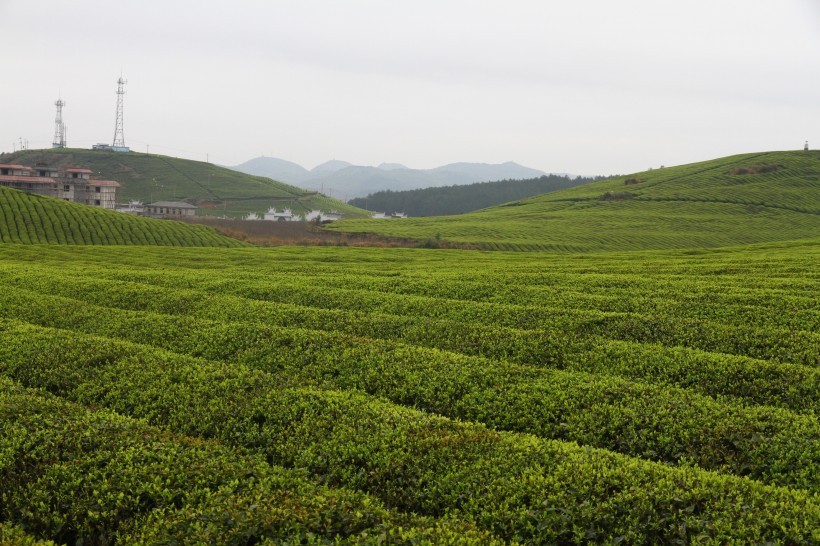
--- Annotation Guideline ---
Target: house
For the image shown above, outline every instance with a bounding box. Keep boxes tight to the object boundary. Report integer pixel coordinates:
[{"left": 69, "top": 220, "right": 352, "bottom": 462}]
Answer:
[
  {"left": 115, "top": 200, "right": 144, "bottom": 214},
  {"left": 263, "top": 208, "right": 297, "bottom": 222},
  {"left": 87, "top": 180, "right": 121, "bottom": 209},
  {"left": 371, "top": 211, "right": 408, "bottom": 219},
  {"left": 304, "top": 210, "right": 342, "bottom": 222},
  {"left": 144, "top": 201, "right": 197, "bottom": 218},
  {"left": 0, "top": 163, "right": 121, "bottom": 209}
]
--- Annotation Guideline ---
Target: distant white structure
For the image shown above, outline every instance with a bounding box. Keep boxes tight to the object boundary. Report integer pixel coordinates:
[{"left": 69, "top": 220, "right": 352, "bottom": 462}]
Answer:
[
  {"left": 115, "top": 200, "right": 144, "bottom": 214},
  {"left": 305, "top": 210, "right": 342, "bottom": 222},
  {"left": 244, "top": 212, "right": 262, "bottom": 221},
  {"left": 264, "top": 207, "right": 297, "bottom": 222},
  {"left": 372, "top": 211, "right": 408, "bottom": 219}
]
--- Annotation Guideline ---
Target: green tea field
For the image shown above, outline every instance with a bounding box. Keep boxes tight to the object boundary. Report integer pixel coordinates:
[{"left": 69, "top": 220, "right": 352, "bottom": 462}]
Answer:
[{"left": 1, "top": 238, "right": 819, "bottom": 544}]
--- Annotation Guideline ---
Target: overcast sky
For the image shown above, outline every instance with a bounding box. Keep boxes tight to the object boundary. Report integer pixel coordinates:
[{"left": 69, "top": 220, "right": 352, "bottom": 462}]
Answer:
[{"left": 2, "top": 0, "right": 819, "bottom": 175}]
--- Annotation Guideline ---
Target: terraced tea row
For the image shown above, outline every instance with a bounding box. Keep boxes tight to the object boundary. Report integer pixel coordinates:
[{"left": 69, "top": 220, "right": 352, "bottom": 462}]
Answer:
[
  {"left": 2, "top": 241, "right": 818, "bottom": 544},
  {"left": 3, "top": 257, "right": 817, "bottom": 334},
  {"left": 0, "top": 186, "right": 245, "bottom": 247},
  {"left": 0, "top": 376, "right": 492, "bottom": 545},
  {"left": 2, "top": 322, "right": 819, "bottom": 544},
  {"left": 3, "top": 289, "right": 820, "bottom": 492},
  {"left": 2, "top": 262, "right": 816, "bottom": 371}
]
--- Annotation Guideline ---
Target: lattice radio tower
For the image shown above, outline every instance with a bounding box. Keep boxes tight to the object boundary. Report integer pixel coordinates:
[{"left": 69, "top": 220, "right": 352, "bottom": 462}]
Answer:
[
  {"left": 52, "top": 99, "right": 66, "bottom": 148},
  {"left": 112, "top": 76, "right": 127, "bottom": 147}
]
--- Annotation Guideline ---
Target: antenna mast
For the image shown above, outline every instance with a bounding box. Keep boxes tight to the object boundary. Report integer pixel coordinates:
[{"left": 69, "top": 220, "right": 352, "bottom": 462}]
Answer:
[
  {"left": 112, "top": 76, "right": 127, "bottom": 148},
  {"left": 52, "top": 99, "right": 66, "bottom": 148}
]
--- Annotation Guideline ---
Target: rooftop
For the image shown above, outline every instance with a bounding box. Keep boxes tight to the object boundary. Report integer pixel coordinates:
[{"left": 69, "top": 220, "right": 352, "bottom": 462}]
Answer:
[
  {"left": 0, "top": 175, "right": 57, "bottom": 184},
  {"left": 147, "top": 201, "right": 197, "bottom": 208}
]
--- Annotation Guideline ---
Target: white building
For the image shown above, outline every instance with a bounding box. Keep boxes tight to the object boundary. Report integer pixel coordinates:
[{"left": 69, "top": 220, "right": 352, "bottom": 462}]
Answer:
[
  {"left": 264, "top": 208, "right": 297, "bottom": 221},
  {"left": 304, "top": 210, "right": 342, "bottom": 222},
  {"left": 372, "top": 211, "right": 408, "bottom": 219}
]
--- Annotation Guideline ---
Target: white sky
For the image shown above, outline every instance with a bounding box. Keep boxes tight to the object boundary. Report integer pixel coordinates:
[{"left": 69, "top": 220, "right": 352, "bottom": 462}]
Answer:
[{"left": 2, "top": 0, "right": 819, "bottom": 175}]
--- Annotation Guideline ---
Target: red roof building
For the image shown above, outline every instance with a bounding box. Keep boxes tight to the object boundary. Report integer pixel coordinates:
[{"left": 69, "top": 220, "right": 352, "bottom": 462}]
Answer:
[{"left": 0, "top": 164, "right": 121, "bottom": 210}]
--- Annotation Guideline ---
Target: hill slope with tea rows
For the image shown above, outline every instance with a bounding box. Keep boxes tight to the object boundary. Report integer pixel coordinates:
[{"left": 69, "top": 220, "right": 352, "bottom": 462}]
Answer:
[
  {"left": 0, "top": 186, "right": 244, "bottom": 247},
  {"left": 1, "top": 239, "right": 819, "bottom": 544},
  {"left": 329, "top": 151, "right": 820, "bottom": 250}
]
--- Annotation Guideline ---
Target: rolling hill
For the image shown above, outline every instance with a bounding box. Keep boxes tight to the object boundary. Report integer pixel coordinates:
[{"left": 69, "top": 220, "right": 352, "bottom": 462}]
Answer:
[
  {"left": 327, "top": 151, "right": 820, "bottom": 251},
  {"left": 0, "top": 185, "right": 244, "bottom": 247},
  {"left": 0, "top": 149, "right": 367, "bottom": 219}
]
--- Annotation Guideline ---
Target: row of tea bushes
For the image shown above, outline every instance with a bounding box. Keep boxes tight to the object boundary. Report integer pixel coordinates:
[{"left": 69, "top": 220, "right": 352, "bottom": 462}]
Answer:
[
  {"left": 0, "top": 376, "right": 496, "bottom": 545},
  {"left": 1, "top": 321, "right": 819, "bottom": 544}
]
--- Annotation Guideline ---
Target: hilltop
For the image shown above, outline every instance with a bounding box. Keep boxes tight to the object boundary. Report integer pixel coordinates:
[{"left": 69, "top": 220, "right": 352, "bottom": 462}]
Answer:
[
  {"left": 0, "top": 185, "right": 244, "bottom": 247},
  {"left": 230, "top": 156, "right": 548, "bottom": 197},
  {"left": 0, "top": 149, "right": 367, "bottom": 219},
  {"left": 327, "top": 151, "right": 820, "bottom": 251}
]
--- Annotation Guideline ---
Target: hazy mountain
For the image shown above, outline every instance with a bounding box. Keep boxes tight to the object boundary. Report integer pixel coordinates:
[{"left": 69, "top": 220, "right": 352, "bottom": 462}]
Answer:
[
  {"left": 311, "top": 160, "right": 354, "bottom": 175},
  {"left": 429, "top": 162, "right": 546, "bottom": 184},
  {"left": 378, "top": 162, "right": 409, "bottom": 170},
  {"left": 229, "top": 157, "right": 549, "bottom": 198},
  {"left": 231, "top": 156, "right": 311, "bottom": 183}
]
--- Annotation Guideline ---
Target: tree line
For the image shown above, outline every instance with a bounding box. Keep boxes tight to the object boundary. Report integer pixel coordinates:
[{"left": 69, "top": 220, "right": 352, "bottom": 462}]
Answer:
[{"left": 349, "top": 174, "right": 611, "bottom": 216}]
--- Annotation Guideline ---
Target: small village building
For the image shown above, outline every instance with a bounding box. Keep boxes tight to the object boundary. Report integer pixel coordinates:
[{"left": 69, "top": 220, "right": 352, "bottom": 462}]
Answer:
[
  {"left": 371, "top": 211, "right": 408, "bottom": 219},
  {"left": 87, "top": 180, "right": 120, "bottom": 209},
  {"left": 0, "top": 163, "right": 121, "bottom": 210},
  {"left": 263, "top": 207, "right": 297, "bottom": 222},
  {"left": 0, "top": 164, "right": 35, "bottom": 177},
  {"left": 144, "top": 201, "right": 197, "bottom": 218},
  {"left": 304, "top": 210, "right": 342, "bottom": 222},
  {"left": 115, "top": 200, "right": 144, "bottom": 214}
]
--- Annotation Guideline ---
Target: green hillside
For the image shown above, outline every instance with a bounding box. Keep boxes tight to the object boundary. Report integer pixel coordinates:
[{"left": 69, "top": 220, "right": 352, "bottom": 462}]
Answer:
[
  {"left": 0, "top": 240, "right": 818, "bottom": 543},
  {"left": 0, "top": 186, "right": 244, "bottom": 247},
  {"left": 348, "top": 173, "right": 601, "bottom": 216},
  {"left": 328, "top": 151, "right": 820, "bottom": 251},
  {"left": 0, "top": 148, "right": 368, "bottom": 219}
]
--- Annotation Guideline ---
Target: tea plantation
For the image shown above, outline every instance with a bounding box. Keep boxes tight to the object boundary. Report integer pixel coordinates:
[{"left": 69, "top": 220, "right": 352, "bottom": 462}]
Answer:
[{"left": 1, "top": 237, "right": 819, "bottom": 544}]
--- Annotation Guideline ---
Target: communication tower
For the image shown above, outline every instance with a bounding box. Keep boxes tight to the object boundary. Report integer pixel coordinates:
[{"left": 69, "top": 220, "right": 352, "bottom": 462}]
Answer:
[
  {"left": 112, "top": 77, "right": 127, "bottom": 148},
  {"left": 52, "top": 99, "right": 66, "bottom": 148}
]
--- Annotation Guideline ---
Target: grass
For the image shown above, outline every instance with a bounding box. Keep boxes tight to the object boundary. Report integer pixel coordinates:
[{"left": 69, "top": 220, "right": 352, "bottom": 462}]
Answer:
[{"left": 327, "top": 151, "right": 820, "bottom": 251}]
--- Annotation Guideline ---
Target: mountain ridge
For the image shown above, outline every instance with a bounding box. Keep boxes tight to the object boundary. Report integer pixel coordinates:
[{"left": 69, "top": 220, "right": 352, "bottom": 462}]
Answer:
[{"left": 230, "top": 156, "right": 550, "bottom": 198}]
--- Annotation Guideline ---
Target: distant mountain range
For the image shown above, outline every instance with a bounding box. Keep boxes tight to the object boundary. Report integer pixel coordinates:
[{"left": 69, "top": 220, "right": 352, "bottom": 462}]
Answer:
[{"left": 229, "top": 157, "right": 552, "bottom": 199}]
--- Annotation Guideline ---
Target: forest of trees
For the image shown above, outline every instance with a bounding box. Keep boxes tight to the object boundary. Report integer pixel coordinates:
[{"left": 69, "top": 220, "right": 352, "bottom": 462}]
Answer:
[{"left": 349, "top": 174, "right": 610, "bottom": 216}]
